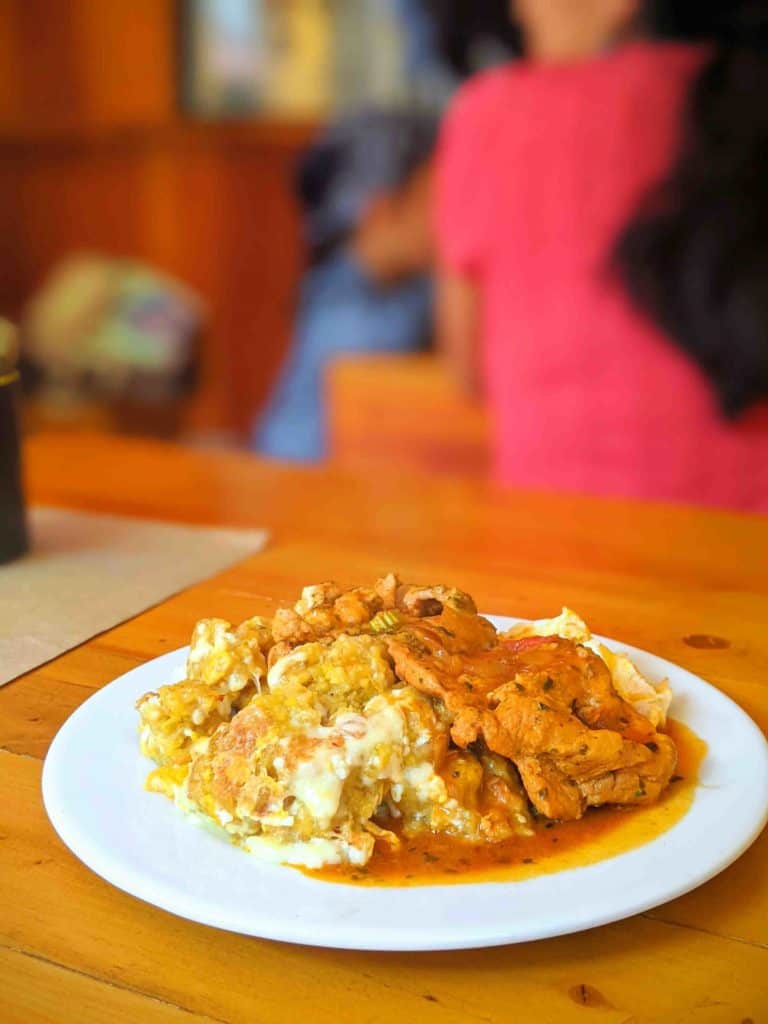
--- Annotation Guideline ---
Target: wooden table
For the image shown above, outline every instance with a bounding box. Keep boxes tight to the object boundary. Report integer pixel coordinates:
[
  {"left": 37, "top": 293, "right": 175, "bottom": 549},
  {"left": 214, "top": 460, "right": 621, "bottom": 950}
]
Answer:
[{"left": 3, "top": 432, "right": 767, "bottom": 1024}]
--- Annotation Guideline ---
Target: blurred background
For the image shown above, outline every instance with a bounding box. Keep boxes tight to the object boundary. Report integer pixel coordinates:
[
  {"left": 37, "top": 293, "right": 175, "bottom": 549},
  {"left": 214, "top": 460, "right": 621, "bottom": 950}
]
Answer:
[
  {"left": 1, "top": 0, "right": 514, "bottom": 474},
  {"left": 4, "top": 1, "right": 767, "bottom": 510}
]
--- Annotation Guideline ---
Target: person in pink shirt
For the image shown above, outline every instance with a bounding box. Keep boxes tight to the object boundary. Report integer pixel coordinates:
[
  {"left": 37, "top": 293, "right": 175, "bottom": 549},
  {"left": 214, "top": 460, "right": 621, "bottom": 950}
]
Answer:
[{"left": 436, "top": 0, "right": 768, "bottom": 511}]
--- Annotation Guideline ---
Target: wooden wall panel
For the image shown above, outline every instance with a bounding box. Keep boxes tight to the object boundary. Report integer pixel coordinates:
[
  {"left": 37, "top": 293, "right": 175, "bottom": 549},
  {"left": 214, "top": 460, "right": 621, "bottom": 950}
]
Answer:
[
  {"left": 0, "top": 159, "right": 23, "bottom": 312},
  {"left": 0, "top": 1, "right": 313, "bottom": 436},
  {"left": 68, "top": 0, "right": 176, "bottom": 129},
  {"left": 214, "top": 145, "right": 304, "bottom": 437},
  {"left": 0, "top": 0, "right": 175, "bottom": 135},
  {"left": 16, "top": 148, "right": 144, "bottom": 287},
  {"left": 1, "top": 128, "right": 312, "bottom": 435}
]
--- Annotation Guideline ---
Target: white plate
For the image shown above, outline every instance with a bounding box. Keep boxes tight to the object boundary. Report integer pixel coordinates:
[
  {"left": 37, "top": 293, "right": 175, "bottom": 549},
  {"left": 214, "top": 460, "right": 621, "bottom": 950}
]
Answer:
[{"left": 42, "top": 616, "right": 768, "bottom": 951}]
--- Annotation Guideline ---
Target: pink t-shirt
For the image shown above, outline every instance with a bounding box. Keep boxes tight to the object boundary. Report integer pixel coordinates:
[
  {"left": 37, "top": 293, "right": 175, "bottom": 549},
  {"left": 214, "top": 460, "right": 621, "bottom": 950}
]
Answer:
[{"left": 436, "top": 42, "right": 768, "bottom": 512}]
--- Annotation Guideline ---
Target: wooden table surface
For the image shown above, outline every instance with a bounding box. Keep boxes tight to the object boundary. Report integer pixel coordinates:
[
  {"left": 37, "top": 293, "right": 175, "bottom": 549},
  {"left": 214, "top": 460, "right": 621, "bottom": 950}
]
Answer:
[{"left": 3, "top": 432, "right": 767, "bottom": 1024}]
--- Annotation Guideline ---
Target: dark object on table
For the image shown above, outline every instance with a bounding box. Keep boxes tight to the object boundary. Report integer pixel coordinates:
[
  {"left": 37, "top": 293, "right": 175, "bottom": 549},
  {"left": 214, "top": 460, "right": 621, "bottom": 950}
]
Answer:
[{"left": 0, "top": 321, "right": 28, "bottom": 564}]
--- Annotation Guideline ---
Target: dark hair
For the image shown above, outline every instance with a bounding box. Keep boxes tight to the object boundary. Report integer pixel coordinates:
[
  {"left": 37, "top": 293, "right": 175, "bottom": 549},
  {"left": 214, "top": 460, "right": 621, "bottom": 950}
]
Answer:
[
  {"left": 424, "top": 0, "right": 521, "bottom": 76},
  {"left": 614, "top": 1, "right": 768, "bottom": 417}
]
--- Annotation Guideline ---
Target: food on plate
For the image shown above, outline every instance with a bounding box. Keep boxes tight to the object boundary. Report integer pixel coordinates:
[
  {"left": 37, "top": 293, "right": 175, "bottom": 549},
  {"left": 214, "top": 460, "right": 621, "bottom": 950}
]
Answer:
[
  {"left": 136, "top": 615, "right": 270, "bottom": 767},
  {"left": 506, "top": 608, "right": 672, "bottom": 728},
  {"left": 137, "top": 576, "right": 677, "bottom": 869}
]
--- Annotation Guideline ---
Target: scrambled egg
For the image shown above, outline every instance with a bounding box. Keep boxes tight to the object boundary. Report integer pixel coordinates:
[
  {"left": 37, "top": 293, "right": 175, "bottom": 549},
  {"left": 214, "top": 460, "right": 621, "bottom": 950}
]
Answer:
[
  {"left": 139, "top": 629, "right": 532, "bottom": 866},
  {"left": 505, "top": 608, "right": 672, "bottom": 728},
  {"left": 137, "top": 615, "right": 269, "bottom": 770},
  {"left": 179, "top": 635, "right": 452, "bottom": 866}
]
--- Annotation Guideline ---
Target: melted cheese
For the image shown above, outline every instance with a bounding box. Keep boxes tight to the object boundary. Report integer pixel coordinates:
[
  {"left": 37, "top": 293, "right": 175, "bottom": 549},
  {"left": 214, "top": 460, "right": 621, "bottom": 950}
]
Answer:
[{"left": 243, "top": 834, "right": 371, "bottom": 868}]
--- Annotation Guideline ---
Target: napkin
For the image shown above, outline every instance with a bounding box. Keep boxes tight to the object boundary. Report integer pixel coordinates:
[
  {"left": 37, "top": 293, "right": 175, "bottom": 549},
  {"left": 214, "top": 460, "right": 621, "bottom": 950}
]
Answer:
[{"left": 0, "top": 506, "right": 268, "bottom": 686}]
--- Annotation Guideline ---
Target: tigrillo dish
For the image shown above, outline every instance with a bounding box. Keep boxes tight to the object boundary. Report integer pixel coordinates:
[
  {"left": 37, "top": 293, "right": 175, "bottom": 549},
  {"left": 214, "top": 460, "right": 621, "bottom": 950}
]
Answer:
[{"left": 136, "top": 575, "right": 700, "bottom": 884}]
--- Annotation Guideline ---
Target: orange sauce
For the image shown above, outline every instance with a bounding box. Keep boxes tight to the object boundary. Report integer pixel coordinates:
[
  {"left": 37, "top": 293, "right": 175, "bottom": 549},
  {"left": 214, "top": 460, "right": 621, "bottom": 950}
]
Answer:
[{"left": 305, "top": 719, "right": 706, "bottom": 887}]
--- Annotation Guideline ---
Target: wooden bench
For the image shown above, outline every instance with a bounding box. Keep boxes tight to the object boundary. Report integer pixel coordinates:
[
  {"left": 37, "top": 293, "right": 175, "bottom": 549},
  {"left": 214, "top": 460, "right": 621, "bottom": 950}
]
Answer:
[{"left": 326, "top": 353, "right": 491, "bottom": 478}]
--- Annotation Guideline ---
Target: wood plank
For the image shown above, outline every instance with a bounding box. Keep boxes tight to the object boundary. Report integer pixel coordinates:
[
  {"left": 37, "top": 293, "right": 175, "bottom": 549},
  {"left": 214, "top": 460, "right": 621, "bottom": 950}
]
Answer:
[
  {"left": 0, "top": 945, "right": 221, "bottom": 1024},
  {"left": 0, "top": 675, "right": 94, "bottom": 760},
  {"left": 647, "top": 824, "right": 768, "bottom": 949},
  {"left": 0, "top": 0, "right": 175, "bottom": 134},
  {"left": 2, "top": 749, "right": 765, "bottom": 1024},
  {"left": 25, "top": 434, "right": 768, "bottom": 590}
]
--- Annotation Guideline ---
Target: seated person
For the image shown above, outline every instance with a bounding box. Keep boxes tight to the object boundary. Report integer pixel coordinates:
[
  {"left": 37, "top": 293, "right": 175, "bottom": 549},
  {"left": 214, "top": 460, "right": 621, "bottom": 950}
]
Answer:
[
  {"left": 435, "top": 0, "right": 768, "bottom": 511},
  {"left": 253, "top": 112, "right": 436, "bottom": 462}
]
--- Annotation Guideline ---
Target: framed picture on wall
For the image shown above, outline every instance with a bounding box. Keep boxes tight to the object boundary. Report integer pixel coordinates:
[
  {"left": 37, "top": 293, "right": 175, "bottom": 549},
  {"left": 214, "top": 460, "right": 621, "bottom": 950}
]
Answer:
[
  {"left": 180, "top": 0, "right": 336, "bottom": 118},
  {"left": 180, "top": 0, "right": 267, "bottom": 116},
  {"left": 179, "top": 0, "right": 419, "bottom": 120}
]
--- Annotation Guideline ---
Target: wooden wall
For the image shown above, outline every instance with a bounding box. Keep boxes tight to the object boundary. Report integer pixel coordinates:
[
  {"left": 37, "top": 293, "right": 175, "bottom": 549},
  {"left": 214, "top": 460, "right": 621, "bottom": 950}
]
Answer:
[
  {"left": 0, "top": 0, "right": 176, "bottom": 134},
  {"left": 0, "top": 0, "right": 315, "bottom": 437}
]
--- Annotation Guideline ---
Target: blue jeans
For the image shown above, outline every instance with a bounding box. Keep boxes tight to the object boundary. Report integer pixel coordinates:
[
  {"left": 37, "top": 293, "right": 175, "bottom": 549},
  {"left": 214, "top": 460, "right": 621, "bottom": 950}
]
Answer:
[{"left": 253, "top": 253, "right": 432, "bottom": 461}]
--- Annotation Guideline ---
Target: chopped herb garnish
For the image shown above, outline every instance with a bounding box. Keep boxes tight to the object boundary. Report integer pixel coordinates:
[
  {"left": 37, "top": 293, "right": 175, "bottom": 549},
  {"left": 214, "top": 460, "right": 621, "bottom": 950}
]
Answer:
[
  {"left": 423, "top": 851, "right": 439, "bottom": 864},
  {"left": 514, "top": 682, "right": 526, "bottom": 693},
  {"left": 537, "top": 701, "right": 549, "bottom": 711},
  {"left": 369, "top": 609, "right": 402, "bottom": 633},
  {"left": 578, "top": 744, "right": 589, "bottom": 755},
  {"left": 544, "top": 822, "right": 555, "bottom": 830},
  {"left": 542, "top": 677, "right": 554, "bottom": 691},
  {"left": 537, "top": 788, "right": 549, "bottom": 799},
  {"left": 646, "top": 742, "right": 658, "bottom": 752}
]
